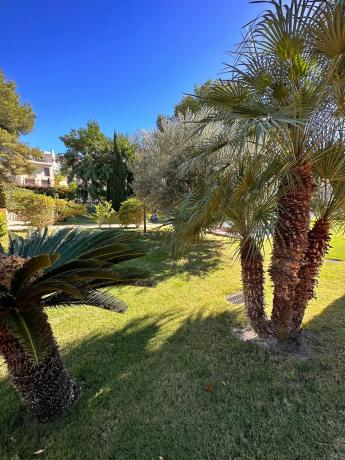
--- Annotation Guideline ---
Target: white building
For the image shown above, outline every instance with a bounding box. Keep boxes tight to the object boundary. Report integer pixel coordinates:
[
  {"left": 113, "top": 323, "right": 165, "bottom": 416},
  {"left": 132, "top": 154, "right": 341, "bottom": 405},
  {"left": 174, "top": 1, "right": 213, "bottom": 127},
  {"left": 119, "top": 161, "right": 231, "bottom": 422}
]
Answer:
[{"left": 13, "top": 150, "right": 65, "bottom": 187}]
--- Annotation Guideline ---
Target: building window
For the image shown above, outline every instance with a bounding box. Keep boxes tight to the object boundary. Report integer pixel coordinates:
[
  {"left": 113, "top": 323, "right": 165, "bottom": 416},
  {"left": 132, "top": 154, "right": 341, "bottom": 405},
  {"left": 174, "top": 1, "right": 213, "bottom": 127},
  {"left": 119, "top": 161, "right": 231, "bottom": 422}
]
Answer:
[{"left": 44, "top": 167, "right": 50, "bottom": 177}]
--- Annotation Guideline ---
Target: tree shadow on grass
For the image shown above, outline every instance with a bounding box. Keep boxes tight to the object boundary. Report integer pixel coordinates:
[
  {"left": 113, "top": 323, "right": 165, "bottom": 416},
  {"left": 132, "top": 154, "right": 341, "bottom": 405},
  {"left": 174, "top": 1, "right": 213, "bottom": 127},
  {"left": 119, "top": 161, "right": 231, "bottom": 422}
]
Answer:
[
  {"left": 2, "top": 297, "right": 345, "bottom": 459},
  {"left": 124, "top": 232, "right": 227, "bottom": 284}
]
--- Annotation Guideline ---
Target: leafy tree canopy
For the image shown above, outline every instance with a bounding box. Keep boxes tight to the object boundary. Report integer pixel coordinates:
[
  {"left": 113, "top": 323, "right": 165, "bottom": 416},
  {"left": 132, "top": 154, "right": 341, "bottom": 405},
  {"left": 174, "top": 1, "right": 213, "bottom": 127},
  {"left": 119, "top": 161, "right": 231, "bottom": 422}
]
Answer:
[
  {"left": 60, "top": 121, "right": 134, "bottom": 202},
  {"left": 0, "top": 70, "right": 41, "bottom": 182}
]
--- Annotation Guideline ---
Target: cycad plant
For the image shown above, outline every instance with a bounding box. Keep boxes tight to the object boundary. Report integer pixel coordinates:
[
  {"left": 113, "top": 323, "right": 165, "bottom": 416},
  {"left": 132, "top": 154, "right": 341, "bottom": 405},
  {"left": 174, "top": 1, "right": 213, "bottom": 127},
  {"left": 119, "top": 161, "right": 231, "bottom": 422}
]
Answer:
[
  {"left": 185, "top": 0, "right": 345, "bottom": 340},
  {"left": 0, "top": 228, "right": 147, "bottom": 421}
]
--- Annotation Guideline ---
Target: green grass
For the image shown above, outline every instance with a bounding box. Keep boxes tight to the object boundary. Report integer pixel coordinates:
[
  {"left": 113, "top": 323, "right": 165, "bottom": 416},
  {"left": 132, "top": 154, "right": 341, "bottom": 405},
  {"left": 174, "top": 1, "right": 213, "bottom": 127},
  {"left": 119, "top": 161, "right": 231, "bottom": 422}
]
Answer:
[{"left": 1, "top": 232, "right": 345, "bottom": 459}]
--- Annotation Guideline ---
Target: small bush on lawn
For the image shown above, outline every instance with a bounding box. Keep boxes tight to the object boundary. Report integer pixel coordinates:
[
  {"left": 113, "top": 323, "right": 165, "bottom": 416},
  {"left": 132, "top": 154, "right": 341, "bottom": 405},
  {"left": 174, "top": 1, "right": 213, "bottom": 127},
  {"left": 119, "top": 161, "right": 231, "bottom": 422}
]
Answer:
[
  {"left": 10, "top": 190, "right": 55, "bottom": 228},
  {"left": 89, "top": 200, "right": 116, "bottom": 227},
  {"left": 0, "top": 212, "right": 7, "bottom": 239},
  {"left": 119, "top": 198, "right": 144, "bottom": 228},
  {"left": 54, "top": 199, "right": 86, "bottom": 223}
]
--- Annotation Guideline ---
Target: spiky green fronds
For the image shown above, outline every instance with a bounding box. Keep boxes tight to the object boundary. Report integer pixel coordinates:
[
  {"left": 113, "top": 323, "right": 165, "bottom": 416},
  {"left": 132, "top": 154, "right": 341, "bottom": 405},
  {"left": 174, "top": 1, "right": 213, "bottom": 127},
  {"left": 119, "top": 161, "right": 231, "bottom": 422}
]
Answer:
[{"left": 0, "top": 228, "right": 148, "bottom": 363}]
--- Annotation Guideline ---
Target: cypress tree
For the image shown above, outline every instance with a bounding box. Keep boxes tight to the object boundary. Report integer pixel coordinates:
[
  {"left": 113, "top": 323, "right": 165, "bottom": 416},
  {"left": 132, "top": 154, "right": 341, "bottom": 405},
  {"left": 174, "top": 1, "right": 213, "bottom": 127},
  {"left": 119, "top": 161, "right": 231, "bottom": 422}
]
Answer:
[{"left": 106, "top": 132, "right": 131, "bottom": 211}]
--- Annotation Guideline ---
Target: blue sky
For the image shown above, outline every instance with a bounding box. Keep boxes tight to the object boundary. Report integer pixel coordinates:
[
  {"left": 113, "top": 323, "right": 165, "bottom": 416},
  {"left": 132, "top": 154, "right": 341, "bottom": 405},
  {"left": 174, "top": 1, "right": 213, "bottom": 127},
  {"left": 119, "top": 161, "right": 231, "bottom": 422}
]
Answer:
[{"left": 1, "top": 1, "right": 262, "bottom": 152}]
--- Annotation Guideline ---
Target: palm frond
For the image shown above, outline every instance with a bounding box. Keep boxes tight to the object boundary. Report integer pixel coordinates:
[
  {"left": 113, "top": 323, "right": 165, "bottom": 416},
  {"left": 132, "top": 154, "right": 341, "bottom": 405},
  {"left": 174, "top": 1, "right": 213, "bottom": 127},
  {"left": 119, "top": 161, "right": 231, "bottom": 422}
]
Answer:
[
  {"left": 42, "top": 288, "right": 128, "bottom": 313},
  {"left": 4, "top": 308, "right": 51, "bottom": 364},
  {"left": 10, "top": 254, "right": 58, "bottom": 294}
]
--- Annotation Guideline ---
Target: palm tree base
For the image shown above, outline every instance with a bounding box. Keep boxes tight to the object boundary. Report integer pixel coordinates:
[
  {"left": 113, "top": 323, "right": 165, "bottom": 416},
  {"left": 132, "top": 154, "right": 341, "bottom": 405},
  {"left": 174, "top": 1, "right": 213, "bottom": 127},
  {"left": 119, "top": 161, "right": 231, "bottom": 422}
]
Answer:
[{"left": 0, "top": 323, "right": 76, "bottom": 422}]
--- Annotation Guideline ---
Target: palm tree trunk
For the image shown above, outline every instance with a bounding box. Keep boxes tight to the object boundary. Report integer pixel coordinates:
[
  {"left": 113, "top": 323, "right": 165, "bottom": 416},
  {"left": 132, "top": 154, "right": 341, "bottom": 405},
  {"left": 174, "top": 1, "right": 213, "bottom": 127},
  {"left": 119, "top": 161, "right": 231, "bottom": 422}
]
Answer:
[
  {"left": 0, "top": 310, "right": 75, "bottom": 422},
  {"left": 240, "top": 238, "right": 271, "bottom": 337},
  {"left": 270, "top": 161, "right": 313, "bottom": 340},
  {"left": 291, "top": 218, "right": 330, "bottom": 334}
]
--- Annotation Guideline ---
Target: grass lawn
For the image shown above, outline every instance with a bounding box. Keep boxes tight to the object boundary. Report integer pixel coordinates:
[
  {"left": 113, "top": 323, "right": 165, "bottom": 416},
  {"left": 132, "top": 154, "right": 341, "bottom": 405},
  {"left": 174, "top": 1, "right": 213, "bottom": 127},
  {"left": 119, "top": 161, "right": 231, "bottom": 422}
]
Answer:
[{"left": 1, "top": 232, "right": 345, "bottom": 459}]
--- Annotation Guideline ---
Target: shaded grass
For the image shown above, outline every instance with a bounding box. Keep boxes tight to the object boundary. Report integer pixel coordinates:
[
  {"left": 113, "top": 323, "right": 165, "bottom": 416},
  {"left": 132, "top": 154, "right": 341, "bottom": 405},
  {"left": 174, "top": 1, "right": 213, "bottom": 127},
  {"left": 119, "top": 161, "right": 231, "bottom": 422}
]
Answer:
[{"left": 1, "top": 233, "right": 345, "bottom": 459}]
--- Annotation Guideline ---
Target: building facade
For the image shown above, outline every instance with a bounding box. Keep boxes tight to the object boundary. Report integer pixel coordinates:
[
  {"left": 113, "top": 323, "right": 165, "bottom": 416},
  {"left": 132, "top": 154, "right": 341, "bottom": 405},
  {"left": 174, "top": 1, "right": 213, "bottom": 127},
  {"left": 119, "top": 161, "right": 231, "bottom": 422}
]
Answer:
[{"left": 13, "top": 150, "right": 63, "bottom": 187}]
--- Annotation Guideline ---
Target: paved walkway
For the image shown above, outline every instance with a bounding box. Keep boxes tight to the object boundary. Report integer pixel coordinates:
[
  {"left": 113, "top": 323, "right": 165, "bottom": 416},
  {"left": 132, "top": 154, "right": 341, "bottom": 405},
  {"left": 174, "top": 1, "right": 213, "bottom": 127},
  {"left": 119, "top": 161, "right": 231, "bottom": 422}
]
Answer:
[{"left": 9, "top": 222, "right": 158, "bottom": 231}]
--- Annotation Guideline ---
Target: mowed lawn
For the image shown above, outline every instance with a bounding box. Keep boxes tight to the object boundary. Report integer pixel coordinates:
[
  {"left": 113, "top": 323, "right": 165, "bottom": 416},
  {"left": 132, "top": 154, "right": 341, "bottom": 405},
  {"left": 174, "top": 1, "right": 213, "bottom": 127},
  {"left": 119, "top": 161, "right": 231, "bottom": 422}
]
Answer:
[{"left": 1, "top": 232, "right": 345, "bottom": 459}]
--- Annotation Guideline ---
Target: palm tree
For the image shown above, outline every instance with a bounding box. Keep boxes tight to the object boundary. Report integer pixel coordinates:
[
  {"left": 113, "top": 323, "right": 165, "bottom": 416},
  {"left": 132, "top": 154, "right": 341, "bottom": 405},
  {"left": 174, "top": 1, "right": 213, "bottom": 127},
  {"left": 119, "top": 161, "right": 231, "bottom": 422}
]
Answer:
[
  {"left": 187, "top": 0, "right": 345, "bottom": 340},
  {"left": 292, "top": 138, "right": 345, "bottom": 332},
  {"left": 173, "top": 154, "right": 279, "bottom": 337},
  {"left": 0, "top": 228, "right": 148, "bottom": 421}
]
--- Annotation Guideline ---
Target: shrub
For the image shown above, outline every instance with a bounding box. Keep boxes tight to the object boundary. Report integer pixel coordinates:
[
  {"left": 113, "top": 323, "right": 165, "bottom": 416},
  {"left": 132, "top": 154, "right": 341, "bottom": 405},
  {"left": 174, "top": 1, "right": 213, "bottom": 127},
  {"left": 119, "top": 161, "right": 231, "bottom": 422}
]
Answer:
[
  {"left": 23, "top": 184, "right": 78, "bottom": 200},
  {"left": 90, "top": 201, "right": 116, "bottom": 227},
  {"left": 54, "top": 199, "right": 86, "bottom": 223},
  {"left": 10, "top": 190, "right": 55, "bottom": 228},
  {"left": 118, "top": 198, "right": 144, "bottom": 228},
  {"left": 0, "top": 185, "right": 6, "bottom": 208},
  {"left": 0, "top": 212, "right": 7, "bottom": 239}
]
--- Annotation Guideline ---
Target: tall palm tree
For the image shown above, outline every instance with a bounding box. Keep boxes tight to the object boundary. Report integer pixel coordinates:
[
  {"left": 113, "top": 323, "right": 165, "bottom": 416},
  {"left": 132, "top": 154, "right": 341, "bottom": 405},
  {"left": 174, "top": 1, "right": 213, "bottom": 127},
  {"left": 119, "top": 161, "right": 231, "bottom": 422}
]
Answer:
[
  {"left": 173, "top": 154, "right": 279, "bottom": 337},
  {"left": 0, "top": 228, "right": 148, "bottom": 421},
  {"left": 188, "top": 0, "right": 345, "bottom": 340},
  {"left": 292, "top": 138, "right": 345, "bottom": 332}
]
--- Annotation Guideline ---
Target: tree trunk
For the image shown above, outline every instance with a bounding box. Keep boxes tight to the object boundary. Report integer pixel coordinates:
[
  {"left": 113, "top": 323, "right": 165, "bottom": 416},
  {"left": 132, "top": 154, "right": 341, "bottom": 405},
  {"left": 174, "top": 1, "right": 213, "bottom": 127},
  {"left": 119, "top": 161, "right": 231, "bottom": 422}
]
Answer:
[
  {"left": 240, "top": 238, "right": 271, "bottom": 337},
  {"left": 269, "top": 161, "right": 313, "bottom": 340},
  {"left": 0, "top": 310, "right": 75, "bottom": 422},
  {"left": 291, "top": 218, "right": 330, "bottom": 334}
]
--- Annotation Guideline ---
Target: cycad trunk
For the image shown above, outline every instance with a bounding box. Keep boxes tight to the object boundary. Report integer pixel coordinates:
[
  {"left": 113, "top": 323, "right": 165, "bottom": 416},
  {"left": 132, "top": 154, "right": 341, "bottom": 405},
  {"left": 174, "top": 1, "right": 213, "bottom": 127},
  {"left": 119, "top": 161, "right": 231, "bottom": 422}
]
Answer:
[
  {"left": 0, "top": 310, "right": 75, "bottom": 422},
  {"left": 240, "top": 238, "right": 271, "bottom": 337},
  {"left": 291, "top": 218, "right": 330, "bottom": 334},
  {"left": 270, "top": 162, "right": 313, "bottom": 340}
]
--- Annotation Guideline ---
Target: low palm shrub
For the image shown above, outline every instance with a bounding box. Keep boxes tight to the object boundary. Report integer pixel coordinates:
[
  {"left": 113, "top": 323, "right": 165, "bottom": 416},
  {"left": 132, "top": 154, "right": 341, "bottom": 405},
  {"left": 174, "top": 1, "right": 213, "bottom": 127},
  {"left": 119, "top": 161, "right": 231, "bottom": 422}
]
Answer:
[{"left": 0, "top": 228, "right": 148, "bottom": 421}]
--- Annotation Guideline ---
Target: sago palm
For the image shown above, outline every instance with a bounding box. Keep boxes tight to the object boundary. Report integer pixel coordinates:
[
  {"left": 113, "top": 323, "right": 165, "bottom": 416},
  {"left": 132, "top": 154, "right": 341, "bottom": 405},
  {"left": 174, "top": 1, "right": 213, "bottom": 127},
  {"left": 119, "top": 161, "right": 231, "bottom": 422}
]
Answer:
[
  {"left": 190, "top": 0, "right": 345, "bottom": 339},
  {"left": 0, "top": 227, "right": 148, "bottom": 421}
]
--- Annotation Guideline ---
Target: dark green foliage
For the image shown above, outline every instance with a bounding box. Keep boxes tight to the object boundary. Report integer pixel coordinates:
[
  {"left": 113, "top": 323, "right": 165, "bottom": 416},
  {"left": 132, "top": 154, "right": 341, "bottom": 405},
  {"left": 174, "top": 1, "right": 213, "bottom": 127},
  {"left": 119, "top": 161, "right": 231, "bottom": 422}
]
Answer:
[
  {"left": 60, "top": 122, "right": 134, "bottom": 202},
  {"left": 23, "top": 184, "right": 78, "bottom": 200},
  {"left": 0, "top": 184, "right": 6, "bottom": 208},
  {"left": 0, "top": 70, "right": 41, "bottom": 182},
  {"left": 106, "top": 132, "right": 132, "bottom": 211}
]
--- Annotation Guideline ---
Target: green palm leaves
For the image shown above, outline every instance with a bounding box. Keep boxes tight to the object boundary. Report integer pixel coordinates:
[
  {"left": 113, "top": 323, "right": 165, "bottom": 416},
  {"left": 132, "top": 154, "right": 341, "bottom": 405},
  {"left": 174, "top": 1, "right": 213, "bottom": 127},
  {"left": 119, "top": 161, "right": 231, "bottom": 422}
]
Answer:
[
  {"left": 173, "top": 154, "right": 280, "bottom": 256},
  {"left": 0, "top": 228, "right": 148, "bottom": 363}
]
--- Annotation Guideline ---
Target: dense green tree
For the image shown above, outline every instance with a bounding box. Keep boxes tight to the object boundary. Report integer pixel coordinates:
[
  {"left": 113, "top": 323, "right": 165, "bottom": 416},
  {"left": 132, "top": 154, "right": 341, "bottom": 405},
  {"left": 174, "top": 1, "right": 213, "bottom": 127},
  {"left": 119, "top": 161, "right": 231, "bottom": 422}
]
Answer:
[
  {"left": 60, "top": 122, "right": 134, "bottom": 203},
  {"left": 106, "top": 133, "right": 132, "bottom": 211},
  {"left": 0, "top": 70, "right": 41, "bottom": 183},
  {"left": 60, "top": 121, "right": 112, "bottom": 200}
]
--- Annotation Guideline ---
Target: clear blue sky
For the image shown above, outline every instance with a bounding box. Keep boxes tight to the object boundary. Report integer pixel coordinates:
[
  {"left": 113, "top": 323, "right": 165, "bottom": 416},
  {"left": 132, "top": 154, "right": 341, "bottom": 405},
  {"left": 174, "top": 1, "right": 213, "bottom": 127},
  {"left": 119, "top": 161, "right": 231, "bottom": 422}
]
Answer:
[{"left": 1, "top": 0, "right": 262, "bottom": 152}]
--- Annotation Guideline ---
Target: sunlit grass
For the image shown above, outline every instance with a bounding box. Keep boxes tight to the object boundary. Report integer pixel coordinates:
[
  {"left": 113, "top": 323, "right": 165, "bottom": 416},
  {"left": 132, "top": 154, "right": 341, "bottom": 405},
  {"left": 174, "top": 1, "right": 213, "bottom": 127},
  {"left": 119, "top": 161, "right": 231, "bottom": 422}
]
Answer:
[{"left": 0, "top": 232, "right": 345, "bottom": 459}]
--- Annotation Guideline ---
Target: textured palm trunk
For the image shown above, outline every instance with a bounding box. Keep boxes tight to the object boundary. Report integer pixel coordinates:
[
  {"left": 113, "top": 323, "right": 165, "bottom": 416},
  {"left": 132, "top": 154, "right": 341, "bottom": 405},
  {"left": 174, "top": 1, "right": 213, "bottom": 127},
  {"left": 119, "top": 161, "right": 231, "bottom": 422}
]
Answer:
[
  {"left": 291, "top": 218, "right": 330, "bottom": 334},
  {"left": 270, "top": 162, "right": 313, "bottom": 340},
  {"left": 0, "top": 310, "right": 75, "bottom": 422},
  {"left": 240, "top": 238, "right": 271, "bottom": 337}
]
